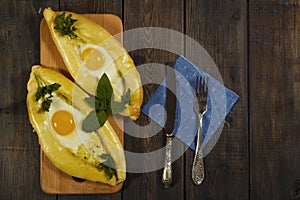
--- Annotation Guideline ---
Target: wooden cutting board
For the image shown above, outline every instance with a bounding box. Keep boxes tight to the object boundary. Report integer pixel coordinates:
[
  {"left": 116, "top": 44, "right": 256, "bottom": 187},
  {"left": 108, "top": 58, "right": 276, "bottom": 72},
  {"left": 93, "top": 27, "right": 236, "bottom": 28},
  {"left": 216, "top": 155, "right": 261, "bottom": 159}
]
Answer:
[{"left": 40, "top": 14, "right": 124, "bottom": 194}]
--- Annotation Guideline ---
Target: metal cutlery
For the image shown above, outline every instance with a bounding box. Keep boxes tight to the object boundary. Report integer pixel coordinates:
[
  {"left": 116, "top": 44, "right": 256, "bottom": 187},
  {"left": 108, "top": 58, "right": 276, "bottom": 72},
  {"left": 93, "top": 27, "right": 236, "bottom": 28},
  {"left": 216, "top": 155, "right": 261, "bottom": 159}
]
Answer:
[
  {"left": 162, "top": 62, "right": 176, "bottom": 188},
  {"left": 162, "top": 131, "right": 173, "bottom": 188},
  {"left": 192, "top": 76, "right": 208, "bottom": 185}
]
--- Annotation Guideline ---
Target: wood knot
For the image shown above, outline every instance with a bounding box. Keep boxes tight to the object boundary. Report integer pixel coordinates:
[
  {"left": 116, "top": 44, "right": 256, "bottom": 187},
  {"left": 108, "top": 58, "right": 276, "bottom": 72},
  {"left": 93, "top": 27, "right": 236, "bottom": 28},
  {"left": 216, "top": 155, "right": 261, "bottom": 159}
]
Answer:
[
  {"left": 291, "top": 179, "right": 300, "bottom": 200},
  {"left": 232, "top": 10, "right": 240, "bottom": 20}
]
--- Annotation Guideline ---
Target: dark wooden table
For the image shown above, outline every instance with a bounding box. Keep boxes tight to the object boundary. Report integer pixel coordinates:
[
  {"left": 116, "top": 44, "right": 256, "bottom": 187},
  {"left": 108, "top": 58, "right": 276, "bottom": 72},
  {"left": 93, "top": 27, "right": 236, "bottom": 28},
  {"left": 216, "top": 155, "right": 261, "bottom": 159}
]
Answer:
[{"left": 1, "top": 0, "right": 300, "bottom": 199}]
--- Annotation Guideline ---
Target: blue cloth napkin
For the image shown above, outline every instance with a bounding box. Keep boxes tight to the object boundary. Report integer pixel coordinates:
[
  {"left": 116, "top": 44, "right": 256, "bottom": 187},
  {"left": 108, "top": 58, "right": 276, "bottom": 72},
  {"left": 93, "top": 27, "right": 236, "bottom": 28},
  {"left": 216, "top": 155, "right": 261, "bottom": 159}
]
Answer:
[{"left": 142, "top": 55, "right": 239, "bottom": 151}]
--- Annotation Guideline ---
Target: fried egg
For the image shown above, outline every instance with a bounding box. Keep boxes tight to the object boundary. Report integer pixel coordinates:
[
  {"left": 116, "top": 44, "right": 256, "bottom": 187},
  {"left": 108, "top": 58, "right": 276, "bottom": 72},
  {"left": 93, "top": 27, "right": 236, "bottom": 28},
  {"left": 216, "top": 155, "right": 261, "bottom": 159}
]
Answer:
[
  {"left": 80, "top": 44, "right": 115, "bottom": 77},
  {"left": 79, "top": 43, "right": 125, "bottom": 99},
  {"left": 48, "top": 96, "right": 85, "bottom": 151},
  {"left": 47, "top": 96, "right": 107, "bottom": 157}
]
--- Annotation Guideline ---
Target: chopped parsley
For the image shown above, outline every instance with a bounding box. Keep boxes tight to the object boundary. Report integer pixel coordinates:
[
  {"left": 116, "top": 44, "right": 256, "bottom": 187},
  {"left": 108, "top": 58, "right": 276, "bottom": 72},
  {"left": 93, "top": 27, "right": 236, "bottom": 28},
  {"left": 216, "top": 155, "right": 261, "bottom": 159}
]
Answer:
[
  {"left": 34, "top": 74, "right": 61, "bottom": 112},
  {"left": 54, "top": 12, "right": 78, "bottom": 39},
  {"left": 98, "top": 154, "right": 117, "bottom": 180}
]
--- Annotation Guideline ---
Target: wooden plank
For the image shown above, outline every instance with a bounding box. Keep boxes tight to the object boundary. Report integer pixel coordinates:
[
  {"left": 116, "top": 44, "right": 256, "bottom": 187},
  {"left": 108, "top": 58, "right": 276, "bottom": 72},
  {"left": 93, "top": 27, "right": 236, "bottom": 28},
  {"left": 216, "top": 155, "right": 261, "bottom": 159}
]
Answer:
[
  {"left": 39, "top": 14, "right": 125, "bottom": 194},
  {"left": 185, "top": 0, "right": 249, "bottom": 199},
  {"left": 123, "top": 0, "right": 184, "bottom": 200},
  {"left": 249, "top": 1, "right": 300, "bottom": 199},
  {"left": 60, "top": 0, "right": 122, "bottom": 17},
  {"left": 0, "top": 149, "right": 56, "bottom": 200},
  {"left": 0, "top": 1, "right": 59, "bottom": 150},
  {"left": 0, "top": 0, "right": 58, "bottom": 199}
]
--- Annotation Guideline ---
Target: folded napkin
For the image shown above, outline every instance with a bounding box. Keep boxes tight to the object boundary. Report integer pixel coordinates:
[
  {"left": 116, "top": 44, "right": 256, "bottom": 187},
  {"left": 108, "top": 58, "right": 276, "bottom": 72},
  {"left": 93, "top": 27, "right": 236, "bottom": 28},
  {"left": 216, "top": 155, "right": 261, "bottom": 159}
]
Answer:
[{"left": 142, "top": 55, "right": 239, "bottom": 152}]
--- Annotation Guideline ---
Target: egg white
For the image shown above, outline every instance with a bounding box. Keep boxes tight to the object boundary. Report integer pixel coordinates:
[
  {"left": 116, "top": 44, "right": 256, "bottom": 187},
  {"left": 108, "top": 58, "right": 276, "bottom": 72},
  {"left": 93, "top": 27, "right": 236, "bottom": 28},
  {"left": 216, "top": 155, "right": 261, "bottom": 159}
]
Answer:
[
  {"left": 48, "top": 96, "right": 105, "bottom": 154},
  {"left": 79, "top": 44, "right": 125, "bottom": 99},
  {"left": 80, "top": 44, "right": 115, "bottom": 77}
]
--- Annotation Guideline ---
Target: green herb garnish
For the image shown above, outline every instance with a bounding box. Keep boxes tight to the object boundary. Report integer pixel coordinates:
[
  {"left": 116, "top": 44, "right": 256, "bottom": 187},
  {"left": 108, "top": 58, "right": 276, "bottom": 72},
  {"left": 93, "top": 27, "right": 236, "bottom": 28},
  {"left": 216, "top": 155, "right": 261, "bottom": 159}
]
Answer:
[
  {"left": 98, "top": 154, "right": 117, "bottom": 180},
  {"left": 82, "top": 73, "right": 131, "bottom": 132},
  {"left": 111, "top": 88, "right": 131, "bottom": 114},
  {"left": 35, "top": 74, "right": 61, "bottom": 112},
  {"left": 54, "top": 12, "right": 78, "bottom": 39}
]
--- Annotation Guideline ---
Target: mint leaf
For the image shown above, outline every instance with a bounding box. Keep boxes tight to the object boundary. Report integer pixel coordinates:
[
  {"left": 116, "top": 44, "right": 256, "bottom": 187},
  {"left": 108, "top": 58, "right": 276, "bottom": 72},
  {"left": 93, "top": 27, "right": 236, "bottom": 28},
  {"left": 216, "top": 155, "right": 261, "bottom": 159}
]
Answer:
[
  {"left": 121, "top": 88, "right": 131, "bottom": 103},
  {"left": 111, "top": 89, "right": 131, "bottom": 114},
  {"left": 82, "top": 110, "right": 108, "bottom": 132},
  {"left": 84, "top": 97, "right": 96, "bottom": 108},
  {"left": 82, "top": 110, "right": 101, "bottom": 132},
  {"left": 111, "top": 100, "right": 125, "bottom": 114},
  {"left": 82, "top": 73, "right": 131, "bottom": 132},
  {"left": 96, "top": 73, "right": 113, "bottom": 100},
  {"left": 96, "top": 110, "right": 108, "bottom": 127}
]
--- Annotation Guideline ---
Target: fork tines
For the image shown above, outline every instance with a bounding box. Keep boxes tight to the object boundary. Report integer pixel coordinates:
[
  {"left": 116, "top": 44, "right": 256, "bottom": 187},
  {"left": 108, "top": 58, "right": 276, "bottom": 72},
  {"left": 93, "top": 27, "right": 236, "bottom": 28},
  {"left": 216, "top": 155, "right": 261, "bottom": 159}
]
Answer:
[
  {"left": 195, "top": 76, "right": 208, "bottom": 113},
  {"left": 196, "top": 76, "right": 208, "bottom": 96}
]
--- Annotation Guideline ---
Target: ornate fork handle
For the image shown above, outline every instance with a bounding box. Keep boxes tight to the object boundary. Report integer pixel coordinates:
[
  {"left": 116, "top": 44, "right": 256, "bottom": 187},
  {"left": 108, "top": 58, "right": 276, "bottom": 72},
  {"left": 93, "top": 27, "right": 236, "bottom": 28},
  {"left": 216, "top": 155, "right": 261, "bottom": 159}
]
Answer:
[
  {"left": 162, "top": 136, "right": 173, "bottom": 188},
  {"left": 192, "top": 113, "right": 205, "bottom": 185}
]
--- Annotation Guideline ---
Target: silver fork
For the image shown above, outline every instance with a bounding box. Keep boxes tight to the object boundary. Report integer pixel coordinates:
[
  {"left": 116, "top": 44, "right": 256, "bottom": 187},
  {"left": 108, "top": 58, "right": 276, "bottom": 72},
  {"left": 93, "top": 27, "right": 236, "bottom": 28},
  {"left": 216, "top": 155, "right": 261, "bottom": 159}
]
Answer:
[{"left": 192, "top": 76, "right": 208, "bottom": 185}]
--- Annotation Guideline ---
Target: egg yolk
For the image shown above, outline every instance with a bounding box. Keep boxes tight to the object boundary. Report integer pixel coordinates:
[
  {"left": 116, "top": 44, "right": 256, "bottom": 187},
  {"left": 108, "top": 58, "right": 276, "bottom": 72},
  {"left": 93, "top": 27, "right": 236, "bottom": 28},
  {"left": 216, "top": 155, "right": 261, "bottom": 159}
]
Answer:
[
  {"left": 51, "top": 110, "right": 75, "bottom": 136},
  {"left": 81, "top": 48, "right": 105, "bottom": 71}
]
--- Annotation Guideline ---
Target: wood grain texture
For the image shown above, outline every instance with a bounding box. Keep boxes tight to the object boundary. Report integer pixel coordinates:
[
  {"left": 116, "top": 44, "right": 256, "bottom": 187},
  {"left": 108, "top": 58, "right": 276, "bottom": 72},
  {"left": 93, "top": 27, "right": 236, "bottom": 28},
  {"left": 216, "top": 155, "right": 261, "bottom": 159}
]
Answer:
[
  {"left": 2, "top": 0, "right": 300, "bottom": 199},
  {"left": 123, "top": 1, "right": 184, "bottom": 200},
  {"left": 60, "top": 0, "right": 122, "bottom": 17},
  {"left": 0, "top": 0, "right": 58, "bottom": 150},
  {"left": 0, "top": 1, "right": 58, "bottom": 200},
  {"left": 249, "top": 1, "right": 300, "bottom": 199},
  {"left": 185, "top": 0, "right": 248, "bottom": 199},
  {"left": 0, "top": 149, "right": 56, "bottom": 200}
]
